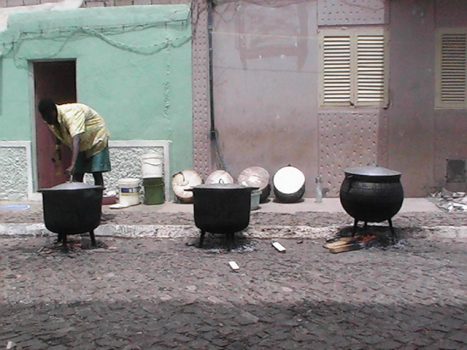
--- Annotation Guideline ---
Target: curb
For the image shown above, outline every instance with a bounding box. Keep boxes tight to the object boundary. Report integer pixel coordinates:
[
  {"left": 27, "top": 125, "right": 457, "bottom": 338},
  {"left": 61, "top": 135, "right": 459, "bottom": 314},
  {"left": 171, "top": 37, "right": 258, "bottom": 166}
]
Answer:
[{"left": 1, "top": 223, "right": 466, "bottom": 240}]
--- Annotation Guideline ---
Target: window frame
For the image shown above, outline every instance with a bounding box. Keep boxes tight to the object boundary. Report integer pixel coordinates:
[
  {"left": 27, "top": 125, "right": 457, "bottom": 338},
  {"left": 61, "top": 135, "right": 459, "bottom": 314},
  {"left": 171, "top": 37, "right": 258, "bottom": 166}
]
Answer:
[
  {"left": 318, "top": 27, "right": 389, "bottom": 109},
  {"left": 435, "top": 28, "right": 467, "bottom": 110}
]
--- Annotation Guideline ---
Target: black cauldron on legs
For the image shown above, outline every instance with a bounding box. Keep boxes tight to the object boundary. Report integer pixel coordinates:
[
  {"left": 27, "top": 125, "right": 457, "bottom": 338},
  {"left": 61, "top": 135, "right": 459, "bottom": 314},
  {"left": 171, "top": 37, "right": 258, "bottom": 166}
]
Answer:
[
  {"left": 339, "top": 166, "right": 404, "bottom": 242},
  {"left": 188, "top": 184, "right": 257, "bottom": 248},
  {"left": 40, "top": 182, "right": 103, "bottom": 250}
]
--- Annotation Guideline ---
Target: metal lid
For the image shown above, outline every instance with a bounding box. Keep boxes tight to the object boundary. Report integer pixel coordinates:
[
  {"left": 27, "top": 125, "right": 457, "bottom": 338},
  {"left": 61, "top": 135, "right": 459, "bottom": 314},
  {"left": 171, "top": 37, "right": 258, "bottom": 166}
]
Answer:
[
  {"left": 193, "top": 183, "right": 255, "bottom": 190},
  {"left": 273, "top": 166, "right": 305, "bottom": 194},
  {"left": 205, "top": 170, "right": 234, "bottom": 185},
  {"left": 42, "top": 182, "right": 103, "bottom": 191},
  {"left": 344, "top": 166, "right": 401, "bottom": 177},
  {"left": 237, "top": 166, "right": 270, "bottom": 190}
]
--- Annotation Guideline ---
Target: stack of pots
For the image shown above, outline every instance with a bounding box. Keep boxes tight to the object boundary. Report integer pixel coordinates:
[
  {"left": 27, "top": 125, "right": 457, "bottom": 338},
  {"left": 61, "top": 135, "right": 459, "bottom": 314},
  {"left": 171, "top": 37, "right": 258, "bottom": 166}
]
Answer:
[{"left": 141, "top": 153, "right": 165, "bottom": 205}]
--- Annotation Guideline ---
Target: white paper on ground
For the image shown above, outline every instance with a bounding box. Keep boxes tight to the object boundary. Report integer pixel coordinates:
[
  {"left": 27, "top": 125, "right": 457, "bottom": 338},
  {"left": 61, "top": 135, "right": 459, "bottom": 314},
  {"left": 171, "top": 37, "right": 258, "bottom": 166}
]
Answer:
[
  {"left": 109, "top": 203, "right": 130, "bottom": 209},
  {"left": 272, "top": 241, "right": 286, "bottom": 252},
  {"left": 229, "top": 261, "right": 239, "bottom": 270}
]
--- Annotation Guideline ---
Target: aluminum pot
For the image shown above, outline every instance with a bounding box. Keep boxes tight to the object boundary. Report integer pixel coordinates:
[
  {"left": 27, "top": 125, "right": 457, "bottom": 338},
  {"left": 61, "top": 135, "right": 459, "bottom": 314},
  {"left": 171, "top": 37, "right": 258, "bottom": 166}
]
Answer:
[
  {"left": 205, "top": 170, "right": 234, "bottom": 185},
  {"left": 188, "top": 184, "right": 257, "bottom": 247},
  {"left": 339, "top": 166, "right": 404, "bottom": 223},
  {"left": 273, "top": 165, "right": 305, "bottom": 203},
  {"left": 40, "top": 182, "right": 103, "bottom": 236},
  {"left": 237, "top": 166, "right": 271, "bottom": 203},
  {"left": 172, "top": 170, "right": 202, "bottom": 204}
]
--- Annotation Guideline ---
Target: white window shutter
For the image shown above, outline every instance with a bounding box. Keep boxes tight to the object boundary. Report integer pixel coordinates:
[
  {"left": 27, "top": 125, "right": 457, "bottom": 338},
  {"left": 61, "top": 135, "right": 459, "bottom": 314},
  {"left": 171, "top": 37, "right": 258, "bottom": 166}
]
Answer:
[
  {"left": 439, "top": 32, "right": 466, "bottom": 108},
  {"left": 320, "top": 28, "right": 387, "bottom": 108},
  {"left": 356, "top": 34, "right": 386, "bottom": 106},
  {"left": 322, "top": 35, "right": 352, "bottom": 106}
]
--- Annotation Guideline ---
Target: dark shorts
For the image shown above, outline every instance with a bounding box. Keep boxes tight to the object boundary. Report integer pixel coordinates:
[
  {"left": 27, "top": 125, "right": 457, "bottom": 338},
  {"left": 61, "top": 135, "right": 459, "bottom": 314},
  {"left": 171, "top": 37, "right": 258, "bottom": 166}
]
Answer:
[{"left": 74, "top": 147, "right": 111, "bottom": 174}]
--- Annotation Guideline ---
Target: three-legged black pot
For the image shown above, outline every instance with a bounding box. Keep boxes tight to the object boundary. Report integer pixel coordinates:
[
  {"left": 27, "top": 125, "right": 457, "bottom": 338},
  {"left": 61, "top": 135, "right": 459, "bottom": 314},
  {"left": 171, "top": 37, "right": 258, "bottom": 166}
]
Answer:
[
  {"left": 340, "top": 166, "right": 404, "bottom": 243},
  {"left": 40, "top": 182, "right": 103, "bottom": 250},
  {"left": 187, "top": 184, "right": 257, "bottom": 249}
]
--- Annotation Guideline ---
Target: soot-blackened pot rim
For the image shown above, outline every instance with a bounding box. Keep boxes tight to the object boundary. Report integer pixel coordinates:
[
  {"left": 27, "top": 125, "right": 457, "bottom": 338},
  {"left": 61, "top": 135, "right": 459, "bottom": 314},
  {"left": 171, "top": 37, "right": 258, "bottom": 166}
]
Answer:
[
  {"left": 188, "top": 184, "right": 258, "bottom": 191},
  {"left": 39, "top": 182, "right": 104, "bottom": 192},
  {"left": 344, "top": 166, "right": 401, "bottom": 178}
]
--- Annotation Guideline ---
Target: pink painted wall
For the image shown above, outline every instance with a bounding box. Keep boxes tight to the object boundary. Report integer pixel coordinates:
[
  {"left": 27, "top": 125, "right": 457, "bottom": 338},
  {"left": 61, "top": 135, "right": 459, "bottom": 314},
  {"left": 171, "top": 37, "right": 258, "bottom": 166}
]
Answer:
[
  {"left": 385, "top": 0, "right": 467, "bottom": 196},
  {"left": 211, "top": 0, "right": 466, "bottom": 197},
  {"left": 211, "top": 0, "right": 389, "bottom": 197},
  {"left": 433, "top": 0, "right": 467, "bottom": 192},
  {"left": 384, "top": 0, "right": 437, "bottom": 196},
  {"left": 211, "top": 1, "right": 319, "bottom": 193}
]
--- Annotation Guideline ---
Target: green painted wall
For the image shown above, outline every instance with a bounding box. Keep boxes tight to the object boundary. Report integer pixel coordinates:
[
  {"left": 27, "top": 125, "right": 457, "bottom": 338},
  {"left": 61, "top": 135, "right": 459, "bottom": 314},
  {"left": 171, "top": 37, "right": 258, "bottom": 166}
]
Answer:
[{"left": 0, "top": 5, "right": 193, "bottom": 173}]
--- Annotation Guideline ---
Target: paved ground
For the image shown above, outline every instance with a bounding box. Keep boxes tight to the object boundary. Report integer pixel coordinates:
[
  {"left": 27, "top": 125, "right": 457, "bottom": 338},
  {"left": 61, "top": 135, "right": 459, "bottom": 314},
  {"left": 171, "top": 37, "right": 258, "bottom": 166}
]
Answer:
[
  {"left": 1, "top": 231, "right": 466, "bottom": 349},
  {"left": 1, "top": 198, "right": 466, "bottom": 349}
]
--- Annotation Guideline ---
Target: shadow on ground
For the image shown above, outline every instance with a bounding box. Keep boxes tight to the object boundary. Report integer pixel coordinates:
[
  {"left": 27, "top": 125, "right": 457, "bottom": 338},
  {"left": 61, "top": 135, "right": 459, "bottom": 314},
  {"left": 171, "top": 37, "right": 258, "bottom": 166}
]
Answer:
[{"left": 1, "top": 299, "right": 465, "bottom": 349}]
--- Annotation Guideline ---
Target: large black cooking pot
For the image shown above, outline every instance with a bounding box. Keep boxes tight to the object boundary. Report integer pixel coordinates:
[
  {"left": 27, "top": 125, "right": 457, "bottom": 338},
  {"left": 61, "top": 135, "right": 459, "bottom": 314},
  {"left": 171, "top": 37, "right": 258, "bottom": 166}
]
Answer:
[
  {"left": 340, "top": 166, "right": 404, "bottom": 222},
  {"left": 339, "top": 166, "right": 404, "bottom": 241},
  {"left": 188, "top": 183, "right": 257, "bottom": 248},
  {"left": 40, "top": 182, "right": 103, "bottom": 248}
]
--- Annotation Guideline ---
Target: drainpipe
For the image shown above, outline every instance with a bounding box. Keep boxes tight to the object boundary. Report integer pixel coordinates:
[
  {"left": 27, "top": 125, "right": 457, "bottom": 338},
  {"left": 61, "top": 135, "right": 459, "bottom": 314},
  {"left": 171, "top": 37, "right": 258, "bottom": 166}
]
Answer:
[{"left": 207, "top": 0, "right": 225, "bottom": 170}]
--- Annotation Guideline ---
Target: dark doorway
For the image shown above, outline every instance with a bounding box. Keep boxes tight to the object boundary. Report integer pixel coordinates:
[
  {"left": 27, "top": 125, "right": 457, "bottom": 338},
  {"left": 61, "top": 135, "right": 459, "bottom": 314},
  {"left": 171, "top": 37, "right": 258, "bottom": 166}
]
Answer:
[{"left": 33, "top": 61, "right": 76, "bottom": 189}]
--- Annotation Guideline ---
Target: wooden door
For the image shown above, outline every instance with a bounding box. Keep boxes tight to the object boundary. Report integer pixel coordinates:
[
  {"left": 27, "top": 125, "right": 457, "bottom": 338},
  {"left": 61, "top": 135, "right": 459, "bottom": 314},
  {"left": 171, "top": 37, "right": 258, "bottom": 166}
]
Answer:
[{"left": 34, "top": 61, "right": 76, "bottom": 189}]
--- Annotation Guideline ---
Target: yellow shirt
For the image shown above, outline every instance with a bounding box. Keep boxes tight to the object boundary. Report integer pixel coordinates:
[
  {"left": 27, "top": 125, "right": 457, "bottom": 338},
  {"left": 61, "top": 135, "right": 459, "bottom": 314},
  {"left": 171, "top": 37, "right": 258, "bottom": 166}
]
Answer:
[{"left": 49, "top": 103, "right": 110, "bottom": 158}]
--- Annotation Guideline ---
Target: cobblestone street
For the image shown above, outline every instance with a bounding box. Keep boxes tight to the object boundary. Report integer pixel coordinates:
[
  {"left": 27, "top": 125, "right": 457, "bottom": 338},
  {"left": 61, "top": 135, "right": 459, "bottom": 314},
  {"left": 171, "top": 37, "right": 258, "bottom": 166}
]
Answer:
[{"left": 1, "top": 231, "right": 466, "bottom": 349}]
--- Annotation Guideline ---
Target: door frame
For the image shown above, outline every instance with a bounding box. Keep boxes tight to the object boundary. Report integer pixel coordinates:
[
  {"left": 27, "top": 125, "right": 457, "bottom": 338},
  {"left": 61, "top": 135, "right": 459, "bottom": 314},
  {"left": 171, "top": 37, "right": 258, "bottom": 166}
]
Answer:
[
  {"left": 28, "top": 61, "right": 39, "bottom": 197},
  {"left": 29, "top": 58, "right": 78, "bottom": 195}
]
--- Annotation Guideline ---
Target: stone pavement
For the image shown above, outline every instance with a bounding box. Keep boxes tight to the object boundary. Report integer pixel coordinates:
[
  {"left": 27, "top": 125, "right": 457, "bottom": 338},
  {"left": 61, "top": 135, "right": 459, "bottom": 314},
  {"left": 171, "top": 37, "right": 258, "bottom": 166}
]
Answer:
[
  {"left": 1, "top": 198, "right": 466, "bottom": 349},
  {"left": 1, "top": 234, "right": 466, "bottom": 350}
]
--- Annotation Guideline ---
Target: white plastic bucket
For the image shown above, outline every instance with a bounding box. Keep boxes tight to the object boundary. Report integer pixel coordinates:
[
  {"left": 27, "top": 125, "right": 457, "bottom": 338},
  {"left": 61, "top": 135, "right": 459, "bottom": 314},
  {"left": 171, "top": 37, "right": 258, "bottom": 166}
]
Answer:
[
  {"left": 118, "top": 178, "right": 140, "bottom": 206},
  {"left": 141, "top": 153, "right": 163, "bottom": 178}
]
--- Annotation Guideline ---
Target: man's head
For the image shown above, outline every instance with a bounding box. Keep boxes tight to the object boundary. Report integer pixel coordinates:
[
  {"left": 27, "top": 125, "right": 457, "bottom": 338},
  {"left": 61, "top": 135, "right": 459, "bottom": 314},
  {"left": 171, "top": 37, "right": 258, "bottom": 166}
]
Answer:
[{"left": 38, "top": 99, "right": 58, "bottom": 125}]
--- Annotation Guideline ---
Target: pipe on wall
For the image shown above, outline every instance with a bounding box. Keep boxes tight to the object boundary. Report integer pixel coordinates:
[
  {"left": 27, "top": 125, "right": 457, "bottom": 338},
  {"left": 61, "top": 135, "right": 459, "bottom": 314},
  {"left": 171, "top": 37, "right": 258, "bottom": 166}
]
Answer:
[{"left": 207, "top": 0, "right": 226, "bottom": 171}]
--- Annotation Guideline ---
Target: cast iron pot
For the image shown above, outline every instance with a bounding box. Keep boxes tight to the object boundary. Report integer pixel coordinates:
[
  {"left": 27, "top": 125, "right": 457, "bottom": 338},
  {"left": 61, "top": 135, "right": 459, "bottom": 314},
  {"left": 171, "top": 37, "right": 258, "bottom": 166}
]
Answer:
[
  {"left": 40, "top": 182, "right": 104, "bottom": 248},
  {"left": 339, "top": 166, "right": 404, "bottom": 241},
  {"left": 188, "top": 183, "right": 257, "bottom": 248}
]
